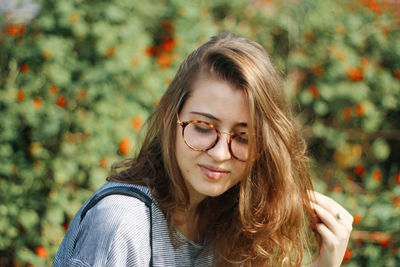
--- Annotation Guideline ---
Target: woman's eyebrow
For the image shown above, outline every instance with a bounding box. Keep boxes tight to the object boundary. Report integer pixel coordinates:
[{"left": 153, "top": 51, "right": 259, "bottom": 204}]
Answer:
[{"left": 189, "top": 111, "right": 248, "bottom": 127}]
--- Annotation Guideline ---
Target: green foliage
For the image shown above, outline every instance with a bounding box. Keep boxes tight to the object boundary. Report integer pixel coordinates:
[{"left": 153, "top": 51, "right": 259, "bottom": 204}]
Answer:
[{"left": 1, "top": 0, "right": 399, "bottom": 266}]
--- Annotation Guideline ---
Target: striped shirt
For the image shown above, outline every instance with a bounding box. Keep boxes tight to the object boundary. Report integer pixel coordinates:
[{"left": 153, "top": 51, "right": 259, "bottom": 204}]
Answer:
[{"left": 52, "top": 181, "right": 215, "bottom": 267}]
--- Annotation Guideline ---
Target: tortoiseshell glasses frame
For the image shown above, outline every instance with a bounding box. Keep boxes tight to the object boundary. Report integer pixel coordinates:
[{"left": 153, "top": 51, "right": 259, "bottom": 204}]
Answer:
[{"left": 177, "top": 118, "right": 252, "bottom": 162}]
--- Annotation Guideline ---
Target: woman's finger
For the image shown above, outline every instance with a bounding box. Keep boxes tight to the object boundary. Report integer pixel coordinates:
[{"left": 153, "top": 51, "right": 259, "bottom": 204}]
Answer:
[
  {"left": 308, "top": 191, "right": 353, "bottom": 224},
  {"left": 311, "top": 202, "right": 343, "bottom": 235}
]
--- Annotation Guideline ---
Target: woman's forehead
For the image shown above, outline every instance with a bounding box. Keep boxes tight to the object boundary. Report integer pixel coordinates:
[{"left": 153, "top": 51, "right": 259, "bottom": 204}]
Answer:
[{"left": 180, "top": 75, "right": 249, "bottom": 124}]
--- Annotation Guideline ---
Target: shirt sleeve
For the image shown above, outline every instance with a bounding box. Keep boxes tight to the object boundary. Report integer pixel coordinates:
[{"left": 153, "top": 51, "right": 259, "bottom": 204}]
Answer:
[
  {"left": 70, "top": 195, "right": 151, "bottom": 267},
  {"left": 105, "top": 205, "right": 151, "bottom": 266}
]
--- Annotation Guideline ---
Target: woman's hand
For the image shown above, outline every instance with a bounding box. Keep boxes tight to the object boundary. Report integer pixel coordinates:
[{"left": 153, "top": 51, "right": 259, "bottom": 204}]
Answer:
[{"left": 309, "top": 191, "right": 353, "bottom": 267}]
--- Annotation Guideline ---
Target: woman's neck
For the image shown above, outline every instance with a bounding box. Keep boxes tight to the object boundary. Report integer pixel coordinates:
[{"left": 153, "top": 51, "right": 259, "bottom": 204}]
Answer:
[{"left": 172, "top": 204, "right": 207, "bottom": 243}]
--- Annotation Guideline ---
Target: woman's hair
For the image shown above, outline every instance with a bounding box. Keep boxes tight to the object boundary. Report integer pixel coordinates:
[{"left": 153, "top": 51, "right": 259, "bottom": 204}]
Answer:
[{"left": 109, "top": 33, "right": 318, "bottom": 266}]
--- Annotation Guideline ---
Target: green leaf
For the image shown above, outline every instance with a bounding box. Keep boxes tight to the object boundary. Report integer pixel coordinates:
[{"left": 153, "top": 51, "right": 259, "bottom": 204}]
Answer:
[{"left": 372, "top": 138, "right": 390, "bottom": 161}]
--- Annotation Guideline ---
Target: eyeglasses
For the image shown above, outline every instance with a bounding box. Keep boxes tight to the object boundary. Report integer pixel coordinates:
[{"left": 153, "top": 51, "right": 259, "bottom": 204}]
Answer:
[{"left": 177, "top": 119, "right": 251, "bottom": 162}]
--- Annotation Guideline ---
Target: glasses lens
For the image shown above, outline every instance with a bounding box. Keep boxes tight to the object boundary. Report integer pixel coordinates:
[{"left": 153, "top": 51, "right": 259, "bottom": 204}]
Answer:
[
  {"left": 231, "top": 133, "right": 249, "bottom": 161},
  {"left": 184, "top": 122, "right": 217, "bottom": 151}
]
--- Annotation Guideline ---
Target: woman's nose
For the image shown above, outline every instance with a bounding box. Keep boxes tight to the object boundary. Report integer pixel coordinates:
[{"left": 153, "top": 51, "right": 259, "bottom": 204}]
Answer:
[{"left": 207, "top": 133, "right": 232, "bottom": 162}]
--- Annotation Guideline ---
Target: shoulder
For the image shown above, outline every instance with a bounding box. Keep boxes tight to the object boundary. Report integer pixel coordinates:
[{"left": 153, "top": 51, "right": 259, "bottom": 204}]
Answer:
[{"left": 71, "top": 183, "right": 152, "bottom": 266}]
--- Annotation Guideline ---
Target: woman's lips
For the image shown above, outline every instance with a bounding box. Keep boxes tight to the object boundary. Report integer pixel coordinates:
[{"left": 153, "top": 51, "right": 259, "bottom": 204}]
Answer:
[{"left": 199, "top": 164, "right": 229, "bottom": 180}]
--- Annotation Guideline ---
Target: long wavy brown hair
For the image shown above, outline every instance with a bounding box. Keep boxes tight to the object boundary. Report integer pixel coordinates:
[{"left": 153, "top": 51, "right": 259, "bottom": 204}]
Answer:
[{"left": 109, "top": 33, "right": 319, "bottom": 266}]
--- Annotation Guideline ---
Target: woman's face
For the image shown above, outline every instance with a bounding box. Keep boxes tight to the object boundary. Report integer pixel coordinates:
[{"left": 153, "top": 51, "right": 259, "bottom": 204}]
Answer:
[{"left": 175, "top": 73, "right": 249, "bottom": 206}]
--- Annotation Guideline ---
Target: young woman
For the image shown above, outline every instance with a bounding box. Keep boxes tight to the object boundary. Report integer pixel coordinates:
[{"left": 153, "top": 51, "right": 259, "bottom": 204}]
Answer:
[{"left": 53, "top": 33, "right": 353, "bottom": 266}]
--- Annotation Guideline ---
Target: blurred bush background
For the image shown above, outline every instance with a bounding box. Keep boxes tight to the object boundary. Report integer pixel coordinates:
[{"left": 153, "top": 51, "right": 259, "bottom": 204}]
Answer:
[{"left": 0, "top": 0, "right": 399, "bottom": 266}]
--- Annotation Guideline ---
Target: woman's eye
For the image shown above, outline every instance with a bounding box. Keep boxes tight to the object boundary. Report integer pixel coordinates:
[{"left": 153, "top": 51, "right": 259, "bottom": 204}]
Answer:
[
  {"left": 234, "top": 134, "right": 249, "bottom": 144},
  {"left": 194, "top": 123, "right": 213, "bottom": 133}
]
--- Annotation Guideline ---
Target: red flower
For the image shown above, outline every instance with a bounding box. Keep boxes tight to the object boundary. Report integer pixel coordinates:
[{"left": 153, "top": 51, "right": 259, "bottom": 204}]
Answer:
[
  {"left": 355, "top": 104, "right": 364, "bottom": 117},
  {"left": 20, "top": 63, "right": 29, "bottom": 74},
  {"left": 16, "top": 91, "right": 25, "bottom": 102},
  {"left": 146, "top": 45, "right": 158, "bottom": 57},
  {"left": 36, "top": 246, "right": 47, "bottom": 258},
  {"left": 56, "top": 96, "right": 67, "bottom": 107},
  {"left": 346, "top": 67, "right": 363, "bottom": 81},
  {"left": 161, "top": 37, "right": 175, "bottom": 52},
  {"left": 397, "top": 172, "right": 400, "bottom": 184},
  {"left": 354, "top": 164, "right": 365, "bottom": 176},
  {"left": 353, "top": 213, "right": 362, "bottom": 224},
  {"left": 7, "top": 24, "right": 19, "bottom": 36},
  {"left": 343, "top": 248, "right": 353, "bottom": 260},
  {"left": 33, "top": 97, "right": 42, "bottom": 110},
  {"left": 380, "top": 238, "right": 390, "bottom": 248}
]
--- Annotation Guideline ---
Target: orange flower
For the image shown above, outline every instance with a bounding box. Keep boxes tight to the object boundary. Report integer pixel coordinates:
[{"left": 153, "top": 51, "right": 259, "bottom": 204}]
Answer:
[
  {"left": 131, "top": 116, "right": 143, "bottom": 131},
  {"left": 119, "top": 137, "right": 131, "bottom": 155},
  {"left": 56, "top": 96, "right": 67, "bottom": 107},
  {"left": 16, "top": 91, "right": 25, "bottom": 102},
  {"left": 308, "top": 85, "right": 319, "bottom": 98},
  {"left": 394, "top": 69, "right": 400, "bottom": 80},
  {"left": 161, "top": 37, "right": 175, "bottom": 52},
  {"left": 69, "top": 12, "right": 79, "bottom": 24},
  {"left": 36, "top": 246, "right": 47, "bottom": 258},
  {"left": 342, "top": 107, "right": 353, "bottom": 120},
  {"left": 397, "top": 172, "right": 400, "bottom": 184},
  {"left": 99, "top": 157, "right": 108, "bottom": 169},
  {"left": 343, "top": 248, "right": 352, "bottom": 260},
  {"left": 49, "top": 85, "right": 58, "bottom": 96},
  {"left": 310, "top": 64, "right": 323, "bottom": 76},
  {"left": 354, "top": 164, "right": 365, "bottom": 176},
  {"left": 7, "top": 24, "right": 19, "bottom": 36},
  {"left": 33, "top": 97, "right": 42, "bottom": 109},
  {"left": 157, "top": 54, "right": 172, "bottom": 68},
  {"left": 146, "top": 45, "right": 158, "bottom": 57},
  {"left": 353, "top": 213, "right": 362, "bottom": 224},
  {"left": 106, "top": 46, "right": 115, "bottom": 58},
  {"left": 355, "top": 104, "right": 364, "bottom": 117},
  {"left": 372, "top": 169, "right": 382, "bottom": 181},
  {"left": 20, "top": 63, "right": 29, "bottom": 74},
  {"left": 346, "top": 67, "right": 363, "bottom": 81}
]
